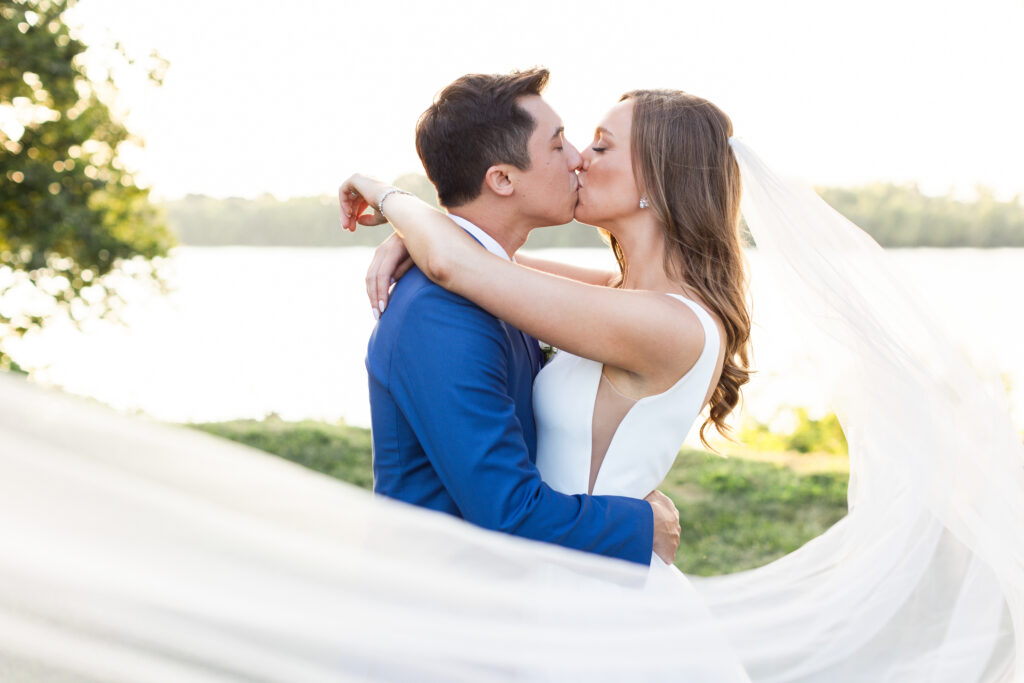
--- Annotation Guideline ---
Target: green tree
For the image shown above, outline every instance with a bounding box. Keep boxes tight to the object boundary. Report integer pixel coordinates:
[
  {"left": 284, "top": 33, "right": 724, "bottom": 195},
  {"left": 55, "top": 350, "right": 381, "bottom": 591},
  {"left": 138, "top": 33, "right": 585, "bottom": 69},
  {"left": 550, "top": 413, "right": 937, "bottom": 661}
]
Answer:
[
  {"left": 161, "top": 178, "right": 1023, "bottom": 249},
  {"left": 818, "top": 183, "right": 1024, "bottom": 247},
  {"left": 739, "top": 408, "right": 849, "bottom": 455},
  {"left": 0, "top": 0, "right": 173, "bottom": 371}
]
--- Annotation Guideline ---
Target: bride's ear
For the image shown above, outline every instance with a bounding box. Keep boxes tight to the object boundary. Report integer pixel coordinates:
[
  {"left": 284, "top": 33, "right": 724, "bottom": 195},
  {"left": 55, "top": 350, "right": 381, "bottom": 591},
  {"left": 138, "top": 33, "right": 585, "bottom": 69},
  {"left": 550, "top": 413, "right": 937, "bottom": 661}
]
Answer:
[{"left": 483, "top": 165, "right": 515, "bottom": 198}]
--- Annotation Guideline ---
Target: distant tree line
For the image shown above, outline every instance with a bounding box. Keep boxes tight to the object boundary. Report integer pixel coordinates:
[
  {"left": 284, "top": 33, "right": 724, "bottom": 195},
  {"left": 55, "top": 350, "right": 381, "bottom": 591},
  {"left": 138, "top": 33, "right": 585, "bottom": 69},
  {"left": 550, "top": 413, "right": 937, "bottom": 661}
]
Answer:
[
  {"left": 817, "top": 184, "right": 1024, "bottom": 248},
  {"left": 164, "top": 175, "right": 1024, "bottom": 249}
]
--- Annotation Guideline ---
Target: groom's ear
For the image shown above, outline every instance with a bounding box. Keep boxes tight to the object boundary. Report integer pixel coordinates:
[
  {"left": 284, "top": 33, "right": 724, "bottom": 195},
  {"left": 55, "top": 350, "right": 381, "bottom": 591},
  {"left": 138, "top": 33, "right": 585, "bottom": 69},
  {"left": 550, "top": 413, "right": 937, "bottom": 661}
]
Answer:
[{"left": 482, "top": 165, "right": 515, "bottom": 198}]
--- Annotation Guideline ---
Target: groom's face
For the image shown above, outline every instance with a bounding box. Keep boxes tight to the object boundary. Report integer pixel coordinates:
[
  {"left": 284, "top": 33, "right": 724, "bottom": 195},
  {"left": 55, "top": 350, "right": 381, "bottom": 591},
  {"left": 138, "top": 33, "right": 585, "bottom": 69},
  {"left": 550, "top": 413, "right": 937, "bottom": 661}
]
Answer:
[{"left": 511, "top": 95, "right": 582, "bottom": 227}]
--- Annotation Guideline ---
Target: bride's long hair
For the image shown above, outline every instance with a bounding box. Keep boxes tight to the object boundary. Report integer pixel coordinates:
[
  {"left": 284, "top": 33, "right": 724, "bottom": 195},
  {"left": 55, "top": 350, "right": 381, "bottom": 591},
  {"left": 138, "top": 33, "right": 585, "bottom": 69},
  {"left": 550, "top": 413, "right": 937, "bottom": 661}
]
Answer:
[{"left": 610, "top": 89, "right": 751, "bottom": 446}]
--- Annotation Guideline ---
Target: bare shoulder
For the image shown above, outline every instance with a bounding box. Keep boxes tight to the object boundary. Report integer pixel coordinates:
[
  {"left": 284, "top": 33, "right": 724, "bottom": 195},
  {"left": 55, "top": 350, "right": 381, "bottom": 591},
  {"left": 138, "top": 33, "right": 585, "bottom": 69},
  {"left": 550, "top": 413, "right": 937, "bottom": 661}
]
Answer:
[
  {"left": 667, "top": 293, "right": 727, "bottom": 345},
  {"left": 645, "top": 292, "right": 726, "bottom": 389},
  {"left": 659, "top": 292, "right": 711, "bottom": 350}
]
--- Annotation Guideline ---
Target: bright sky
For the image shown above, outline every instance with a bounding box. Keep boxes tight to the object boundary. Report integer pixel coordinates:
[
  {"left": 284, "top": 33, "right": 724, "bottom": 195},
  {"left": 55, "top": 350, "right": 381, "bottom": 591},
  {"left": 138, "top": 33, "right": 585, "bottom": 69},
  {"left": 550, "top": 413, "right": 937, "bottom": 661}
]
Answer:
[{"left": 66, "top": 0, "right": 1024, "bottom": 201}]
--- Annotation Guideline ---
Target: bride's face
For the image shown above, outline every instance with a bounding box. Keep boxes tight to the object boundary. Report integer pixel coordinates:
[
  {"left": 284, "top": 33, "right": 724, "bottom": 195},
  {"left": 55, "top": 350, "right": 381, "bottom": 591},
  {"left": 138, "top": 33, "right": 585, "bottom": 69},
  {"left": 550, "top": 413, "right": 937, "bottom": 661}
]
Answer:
[{"left": 573, "top": 100, "right": 644, "bottom": 228}]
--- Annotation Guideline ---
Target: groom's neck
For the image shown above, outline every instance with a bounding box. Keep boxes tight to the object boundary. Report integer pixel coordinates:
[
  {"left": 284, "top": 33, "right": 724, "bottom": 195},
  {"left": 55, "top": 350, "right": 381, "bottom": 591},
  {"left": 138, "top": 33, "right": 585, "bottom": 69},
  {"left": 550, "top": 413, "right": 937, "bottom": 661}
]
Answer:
[{"left": 448, "top": 202, "right": 531, "bottom": 258}]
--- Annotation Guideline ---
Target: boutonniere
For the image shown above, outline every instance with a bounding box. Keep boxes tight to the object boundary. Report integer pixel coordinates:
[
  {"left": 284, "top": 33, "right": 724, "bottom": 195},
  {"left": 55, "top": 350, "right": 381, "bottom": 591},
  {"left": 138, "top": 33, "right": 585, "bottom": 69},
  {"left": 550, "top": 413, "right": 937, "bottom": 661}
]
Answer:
[{"left": 539, "top": 342, "right": 558, "bottom": 365}]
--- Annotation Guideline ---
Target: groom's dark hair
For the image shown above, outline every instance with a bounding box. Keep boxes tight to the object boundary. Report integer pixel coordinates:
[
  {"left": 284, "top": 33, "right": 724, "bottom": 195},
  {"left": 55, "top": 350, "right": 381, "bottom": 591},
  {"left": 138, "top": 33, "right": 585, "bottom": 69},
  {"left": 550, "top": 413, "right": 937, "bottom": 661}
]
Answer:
[{"left": 415, "top": 67, "right": 550, "bottom": 208}]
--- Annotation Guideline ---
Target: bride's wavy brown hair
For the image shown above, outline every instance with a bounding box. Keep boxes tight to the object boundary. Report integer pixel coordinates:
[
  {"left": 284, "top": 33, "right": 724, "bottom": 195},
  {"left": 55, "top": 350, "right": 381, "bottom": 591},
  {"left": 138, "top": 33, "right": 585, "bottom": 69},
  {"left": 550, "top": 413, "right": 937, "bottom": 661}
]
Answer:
[{"left": 612, "top": 89, "right": 751, "bottom": 447}]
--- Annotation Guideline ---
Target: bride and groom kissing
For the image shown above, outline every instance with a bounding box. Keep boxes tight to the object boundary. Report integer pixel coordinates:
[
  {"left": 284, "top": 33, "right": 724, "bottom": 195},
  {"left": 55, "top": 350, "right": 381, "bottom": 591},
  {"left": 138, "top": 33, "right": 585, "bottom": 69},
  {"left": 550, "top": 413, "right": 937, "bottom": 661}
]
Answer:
[
  {"left": 346, "top": 65, "right": 1022, "bottom": 681},
  {"left": 340, "top": 66, "right": 740, "bottom": 568}
]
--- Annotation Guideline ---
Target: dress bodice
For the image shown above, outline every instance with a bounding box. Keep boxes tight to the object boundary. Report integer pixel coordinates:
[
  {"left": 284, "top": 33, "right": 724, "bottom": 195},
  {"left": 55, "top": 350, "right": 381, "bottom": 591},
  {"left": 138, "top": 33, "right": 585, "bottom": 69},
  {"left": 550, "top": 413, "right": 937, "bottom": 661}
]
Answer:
[{"left": 533, "top": 294, "right": 721, "bottom": 499}]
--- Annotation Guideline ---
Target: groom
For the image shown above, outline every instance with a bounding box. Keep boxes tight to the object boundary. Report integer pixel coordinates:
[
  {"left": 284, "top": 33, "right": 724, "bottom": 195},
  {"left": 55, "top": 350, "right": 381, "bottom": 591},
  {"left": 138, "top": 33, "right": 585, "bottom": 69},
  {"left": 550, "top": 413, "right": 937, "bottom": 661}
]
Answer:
[{"left": 362, "top": 68, "right": 679, "bottom": 565}]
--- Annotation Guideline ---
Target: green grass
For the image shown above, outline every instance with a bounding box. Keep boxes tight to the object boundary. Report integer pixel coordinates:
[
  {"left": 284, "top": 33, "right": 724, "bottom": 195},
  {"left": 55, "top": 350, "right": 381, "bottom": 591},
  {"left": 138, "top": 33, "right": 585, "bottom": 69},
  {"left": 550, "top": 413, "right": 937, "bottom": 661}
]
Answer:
[
  {"left": 192, "top": 417, "right": 374, "bottom": 490},
  {"left": 663, "top": 449, "right": 847, "bottom": 575},
  {"left": 189, "top": 419, "right": 849, "bottom": 576}
]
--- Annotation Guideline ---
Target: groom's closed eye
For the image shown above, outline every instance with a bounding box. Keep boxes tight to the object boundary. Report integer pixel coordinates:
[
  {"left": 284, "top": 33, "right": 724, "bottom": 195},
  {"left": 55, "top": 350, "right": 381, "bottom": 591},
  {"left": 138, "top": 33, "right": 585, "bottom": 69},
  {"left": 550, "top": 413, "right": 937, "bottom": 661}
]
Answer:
[{"left": 551, "top": 126, "right": 565, "bottom": 151}]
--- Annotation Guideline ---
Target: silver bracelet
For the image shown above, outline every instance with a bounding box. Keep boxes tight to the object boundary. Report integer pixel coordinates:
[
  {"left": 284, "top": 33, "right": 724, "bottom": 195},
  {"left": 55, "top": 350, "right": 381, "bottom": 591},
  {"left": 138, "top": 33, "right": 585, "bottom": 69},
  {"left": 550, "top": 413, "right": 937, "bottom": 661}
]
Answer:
[{"left": 377, "top": 188, "right": 413, "bottom": 217}]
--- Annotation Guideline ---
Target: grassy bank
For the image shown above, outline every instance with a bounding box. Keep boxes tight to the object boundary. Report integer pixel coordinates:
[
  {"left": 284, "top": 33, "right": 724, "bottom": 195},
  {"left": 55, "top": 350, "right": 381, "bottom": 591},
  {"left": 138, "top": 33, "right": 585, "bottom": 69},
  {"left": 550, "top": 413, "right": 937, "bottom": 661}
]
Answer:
[{"left": 191, "top": 418, "right": 849, "bottom": 576}]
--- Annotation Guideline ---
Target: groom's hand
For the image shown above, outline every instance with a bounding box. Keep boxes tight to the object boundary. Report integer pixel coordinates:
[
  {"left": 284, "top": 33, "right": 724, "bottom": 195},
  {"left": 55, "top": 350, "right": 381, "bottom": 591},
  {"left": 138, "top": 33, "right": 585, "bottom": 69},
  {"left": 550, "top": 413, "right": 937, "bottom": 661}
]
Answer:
[
  {"left": 646, "top": 490, "right": 681, "bottom": 564},
  {"left": 365, "top": 232, "right": 414, "bottom": 318}
]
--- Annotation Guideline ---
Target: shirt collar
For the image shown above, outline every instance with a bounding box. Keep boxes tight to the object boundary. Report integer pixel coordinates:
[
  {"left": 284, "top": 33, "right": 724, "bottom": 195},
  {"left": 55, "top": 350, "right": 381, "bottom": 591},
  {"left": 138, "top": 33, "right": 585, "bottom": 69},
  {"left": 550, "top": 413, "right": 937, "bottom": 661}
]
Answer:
[{"left": 448, "top": 213, "right": 513, "bottom": 262}]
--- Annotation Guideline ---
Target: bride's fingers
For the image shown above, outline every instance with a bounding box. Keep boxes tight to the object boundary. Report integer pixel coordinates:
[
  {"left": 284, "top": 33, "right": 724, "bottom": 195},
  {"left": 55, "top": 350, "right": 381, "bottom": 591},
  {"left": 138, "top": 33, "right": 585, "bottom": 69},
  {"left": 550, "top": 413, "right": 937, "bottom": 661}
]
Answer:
[
  {"left": 339, "top": 185, "right": 379, "bottom": 232},
  {"left": 348, "top": 200, "right": 372, "bottom": 232},
  {"left": 338, "top": 185, "right": 359, "bottom": 227},
  {"left": 376, "top": 258, "right": 414, "bottom": 311},
  {"left": 366, "top": 247, "right": 387, "bottom": 312},
  {"left": 394, "top": 256, "right": 414, "bottom": 281},
  {"left": 374, "top": 247, "right": 408, "bottom": 313},
  {"left": 357, "top": 212, "right": 389, "bottom": 227}
]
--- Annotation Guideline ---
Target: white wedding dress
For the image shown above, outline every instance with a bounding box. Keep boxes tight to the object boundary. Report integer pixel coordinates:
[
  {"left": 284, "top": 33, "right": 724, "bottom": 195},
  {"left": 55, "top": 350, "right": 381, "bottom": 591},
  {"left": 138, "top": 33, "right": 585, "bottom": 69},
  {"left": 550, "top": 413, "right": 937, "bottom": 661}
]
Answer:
[
  {"left": 534, "top": 294, "right": 753, "bottom": 682},
  {"left": 535, "top": 294, "right": 719, "bottom": 504}
]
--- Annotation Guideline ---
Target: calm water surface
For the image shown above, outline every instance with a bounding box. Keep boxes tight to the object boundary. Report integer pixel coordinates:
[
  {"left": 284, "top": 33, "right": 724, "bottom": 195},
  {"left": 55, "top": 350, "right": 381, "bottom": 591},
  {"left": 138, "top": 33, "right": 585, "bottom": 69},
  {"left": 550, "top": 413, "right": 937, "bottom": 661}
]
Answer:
[{"left": 18, "top": 246, "right": 1024, "bottom": 439}]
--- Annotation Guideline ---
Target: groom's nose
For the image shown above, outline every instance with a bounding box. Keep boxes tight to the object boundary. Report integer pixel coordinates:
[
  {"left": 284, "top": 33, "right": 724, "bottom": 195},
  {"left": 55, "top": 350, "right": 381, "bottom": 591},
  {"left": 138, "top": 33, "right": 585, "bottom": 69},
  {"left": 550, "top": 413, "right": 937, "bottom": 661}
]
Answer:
[{"left": 565, "top": 141, "right": 582, "bottom": 170}]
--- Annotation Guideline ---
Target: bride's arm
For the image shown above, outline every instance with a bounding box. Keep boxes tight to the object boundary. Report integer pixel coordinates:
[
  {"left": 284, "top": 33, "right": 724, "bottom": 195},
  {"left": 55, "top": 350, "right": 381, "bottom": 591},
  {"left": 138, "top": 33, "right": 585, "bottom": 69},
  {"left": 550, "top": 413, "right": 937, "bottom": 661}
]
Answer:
[
  {"left": 341, "top": 176, "right": 701, "bottom": 378},
  {"left": 512, "top": 253, "right": 616, "bottom": 287},
  {"left": 363, "top": 235, "right": 616, "bottom": 315}
]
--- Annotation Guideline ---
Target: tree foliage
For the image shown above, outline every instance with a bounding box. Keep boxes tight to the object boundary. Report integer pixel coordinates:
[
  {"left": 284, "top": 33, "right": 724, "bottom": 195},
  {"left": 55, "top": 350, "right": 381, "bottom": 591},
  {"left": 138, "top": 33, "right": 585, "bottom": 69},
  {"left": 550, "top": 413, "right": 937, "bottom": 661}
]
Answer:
[
  {"left": 0, "top": 0, "right": 173, "bottom": 370},
  {"left": 818, "top": 183, "right": 1024, "bottom": 248},
  {"left": 740, "top": 408, "right": 849, "bottom": 456}
]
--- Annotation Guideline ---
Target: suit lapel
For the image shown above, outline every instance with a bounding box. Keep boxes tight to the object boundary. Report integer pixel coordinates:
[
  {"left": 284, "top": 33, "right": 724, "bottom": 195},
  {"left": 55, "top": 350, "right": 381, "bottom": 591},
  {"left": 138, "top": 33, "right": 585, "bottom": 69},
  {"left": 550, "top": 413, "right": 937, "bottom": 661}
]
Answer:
[{"left": 518, "top": 329, "right": 542, "bottom": 374}]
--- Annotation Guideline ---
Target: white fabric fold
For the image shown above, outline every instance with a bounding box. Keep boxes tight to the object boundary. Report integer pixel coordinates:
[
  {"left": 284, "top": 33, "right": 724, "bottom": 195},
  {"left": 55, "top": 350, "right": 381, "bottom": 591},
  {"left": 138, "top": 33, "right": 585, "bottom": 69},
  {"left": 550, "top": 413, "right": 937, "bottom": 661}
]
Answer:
[{"left": 688, "top": 139, "right": 1022, "bottom": 682}]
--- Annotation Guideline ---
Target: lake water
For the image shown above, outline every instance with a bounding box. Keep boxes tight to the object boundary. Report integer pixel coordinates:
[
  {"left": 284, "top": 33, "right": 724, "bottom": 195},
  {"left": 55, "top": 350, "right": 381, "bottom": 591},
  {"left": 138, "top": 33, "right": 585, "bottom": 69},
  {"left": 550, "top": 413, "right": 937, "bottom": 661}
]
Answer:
[{"left": 15, "top": 246, "right": 1024, "bottom": 440}]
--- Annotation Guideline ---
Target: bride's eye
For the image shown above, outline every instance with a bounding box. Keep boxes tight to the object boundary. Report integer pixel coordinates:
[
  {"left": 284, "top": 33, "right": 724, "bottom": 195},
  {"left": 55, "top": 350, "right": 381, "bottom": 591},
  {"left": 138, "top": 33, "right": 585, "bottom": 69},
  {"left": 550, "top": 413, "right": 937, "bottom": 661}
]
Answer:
[{"left": 592, "top": 147, "right": 606, "bottom": 153}]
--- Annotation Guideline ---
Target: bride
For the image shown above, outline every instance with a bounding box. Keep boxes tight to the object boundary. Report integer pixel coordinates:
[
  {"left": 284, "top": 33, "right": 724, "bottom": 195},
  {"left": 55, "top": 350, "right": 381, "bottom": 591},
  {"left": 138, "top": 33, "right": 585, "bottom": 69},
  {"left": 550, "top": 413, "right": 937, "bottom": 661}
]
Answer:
[{"left": 341, "top": 88, "right": 1023, "bottom": 681}]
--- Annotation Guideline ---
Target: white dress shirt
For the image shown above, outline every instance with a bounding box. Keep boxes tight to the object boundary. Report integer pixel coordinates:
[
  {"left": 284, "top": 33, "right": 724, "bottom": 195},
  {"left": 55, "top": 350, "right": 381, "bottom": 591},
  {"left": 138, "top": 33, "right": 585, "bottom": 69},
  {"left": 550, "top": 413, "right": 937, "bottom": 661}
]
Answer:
[{"left": 448, "top": 214, "right": 514, "bottom": 262}]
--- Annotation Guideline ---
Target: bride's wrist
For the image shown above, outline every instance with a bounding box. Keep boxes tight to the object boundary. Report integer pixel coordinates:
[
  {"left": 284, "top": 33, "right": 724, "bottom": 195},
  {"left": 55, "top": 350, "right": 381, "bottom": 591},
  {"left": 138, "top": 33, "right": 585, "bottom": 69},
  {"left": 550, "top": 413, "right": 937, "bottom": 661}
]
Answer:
[
  {"left": 377, "top": 187, "right": 413, "bottom": 217},
  {"left": 347, "top": 175, "right": 393, "bottom": 209}
]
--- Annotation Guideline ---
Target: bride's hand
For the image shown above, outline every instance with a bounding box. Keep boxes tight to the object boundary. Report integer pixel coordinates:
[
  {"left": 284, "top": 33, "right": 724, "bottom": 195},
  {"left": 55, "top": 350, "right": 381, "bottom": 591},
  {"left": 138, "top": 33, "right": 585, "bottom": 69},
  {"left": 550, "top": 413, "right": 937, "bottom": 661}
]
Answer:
[
  {"left": 338, "top": 174, "right": 391, "bottom": 232},
  {"left": 366, "top": 232, "right": 414, "bottom": 317}
]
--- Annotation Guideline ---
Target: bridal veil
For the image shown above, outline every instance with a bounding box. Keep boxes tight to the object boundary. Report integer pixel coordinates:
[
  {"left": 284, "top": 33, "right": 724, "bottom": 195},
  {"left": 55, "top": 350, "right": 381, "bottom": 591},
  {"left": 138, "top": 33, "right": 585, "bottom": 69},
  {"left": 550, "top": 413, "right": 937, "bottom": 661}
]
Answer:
[{"left": 688, "top": 138, "right": 1021, "bottom": 681}]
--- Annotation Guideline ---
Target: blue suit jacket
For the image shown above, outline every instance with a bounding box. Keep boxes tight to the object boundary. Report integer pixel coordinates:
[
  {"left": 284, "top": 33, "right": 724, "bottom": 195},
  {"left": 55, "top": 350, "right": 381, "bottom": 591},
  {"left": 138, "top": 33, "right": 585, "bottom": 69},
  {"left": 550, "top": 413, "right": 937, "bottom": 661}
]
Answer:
[{"left": 366, "top": 263, "right": 654, "bottom": 565}]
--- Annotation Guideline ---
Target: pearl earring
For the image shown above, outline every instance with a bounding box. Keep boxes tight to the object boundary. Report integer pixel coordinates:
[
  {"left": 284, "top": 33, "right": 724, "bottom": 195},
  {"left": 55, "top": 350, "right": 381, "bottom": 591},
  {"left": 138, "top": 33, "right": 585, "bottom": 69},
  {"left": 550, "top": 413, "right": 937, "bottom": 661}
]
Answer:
[{"left": 639, "top": 197, "right": 649, "bottom": 209}]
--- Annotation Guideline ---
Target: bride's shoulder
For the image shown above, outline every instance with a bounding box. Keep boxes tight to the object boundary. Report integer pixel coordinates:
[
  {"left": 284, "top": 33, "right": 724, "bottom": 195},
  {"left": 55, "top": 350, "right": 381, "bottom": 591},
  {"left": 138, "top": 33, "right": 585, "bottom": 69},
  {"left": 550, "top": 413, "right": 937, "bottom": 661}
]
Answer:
[
  {"left": 637, "top": 292, "right": 710, "bottom": 359},
  {"left": 658, "top": 291, "right": 715, "bottom": 330},
  {"left": 662, "top": 292, "right": 727, "bottom": 356},
  {"left": 611, "top": 291, "right": 715, "bottom": 394},
  {"left": 660, "top": 295, "right": 728, "bottom": 385}
]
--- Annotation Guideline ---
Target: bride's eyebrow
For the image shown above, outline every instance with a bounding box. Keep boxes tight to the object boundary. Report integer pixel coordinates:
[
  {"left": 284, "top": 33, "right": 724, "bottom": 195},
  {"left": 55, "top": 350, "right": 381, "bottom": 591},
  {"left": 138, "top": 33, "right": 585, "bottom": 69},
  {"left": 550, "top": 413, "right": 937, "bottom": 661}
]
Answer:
[{"left": 595, "top": 126, "right": 614, "bottom": 138}]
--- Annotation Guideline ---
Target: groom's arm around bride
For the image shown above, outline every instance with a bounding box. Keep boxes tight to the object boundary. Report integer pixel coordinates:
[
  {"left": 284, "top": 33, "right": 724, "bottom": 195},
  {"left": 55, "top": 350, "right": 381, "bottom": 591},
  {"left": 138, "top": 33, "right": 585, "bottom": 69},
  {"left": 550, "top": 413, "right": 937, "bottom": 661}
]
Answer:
[{"left": 365, "top": 259, "right": 680, "bottom": 565}]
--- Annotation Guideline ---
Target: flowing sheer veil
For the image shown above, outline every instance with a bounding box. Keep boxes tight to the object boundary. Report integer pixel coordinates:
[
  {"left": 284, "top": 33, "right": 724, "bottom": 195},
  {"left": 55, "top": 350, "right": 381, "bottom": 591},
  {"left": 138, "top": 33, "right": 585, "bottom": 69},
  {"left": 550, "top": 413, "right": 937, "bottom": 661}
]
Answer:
[
  {"left": 0, "top": 139, "right": 1021, "bottom": 681},
  {"left": 0, "top": 371, "right": 749, "bottom": 682},
  {"left": 687, "top": 138, "right": 1022, "bottom": 681}
]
